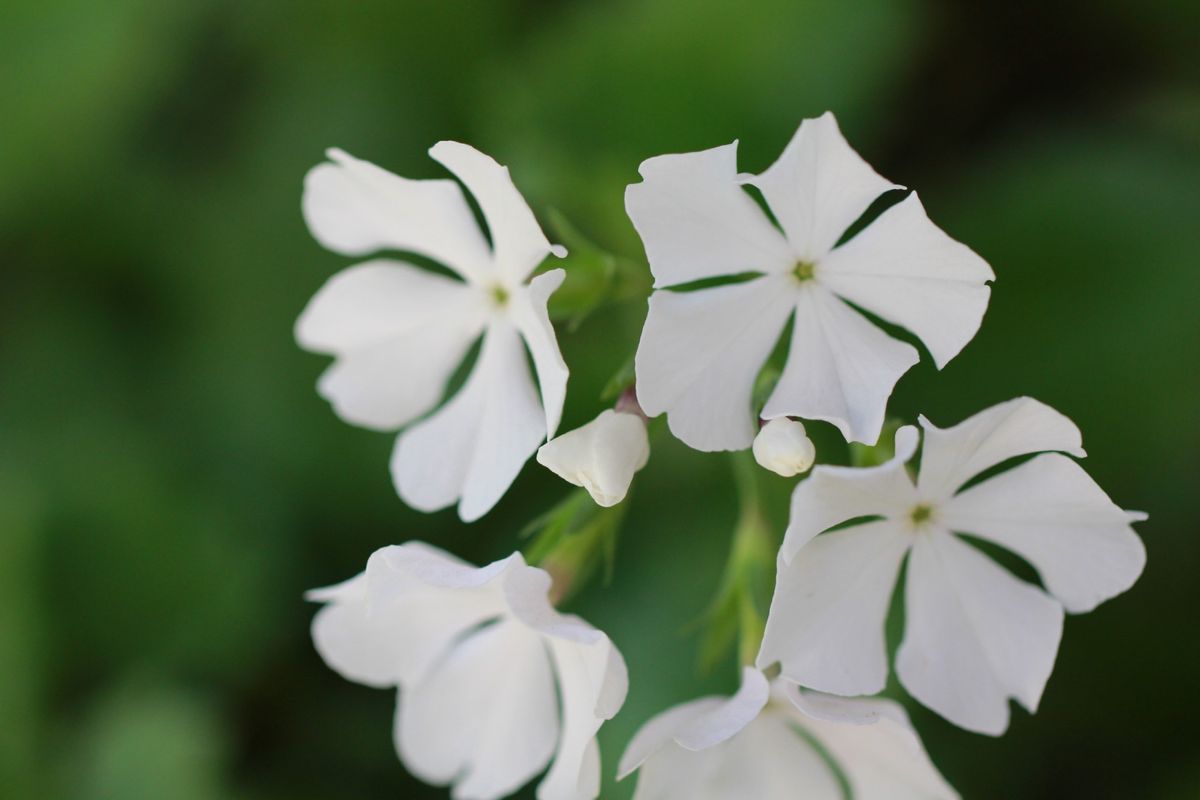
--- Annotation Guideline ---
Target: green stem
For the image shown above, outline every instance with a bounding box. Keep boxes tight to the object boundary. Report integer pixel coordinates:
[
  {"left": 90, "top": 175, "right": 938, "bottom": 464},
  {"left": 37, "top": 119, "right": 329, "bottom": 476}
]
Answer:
[
  {"left": 728, "top": 451, "right": 775, "bottom": 666},
  {"left": 525, "top": 489, "right": 628, "bottom": 606}
]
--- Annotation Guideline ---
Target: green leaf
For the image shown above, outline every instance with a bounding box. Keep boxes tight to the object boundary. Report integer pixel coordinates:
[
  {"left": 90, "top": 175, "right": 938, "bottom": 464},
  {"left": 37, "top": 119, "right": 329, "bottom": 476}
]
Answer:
[
  {"left": 0, "top": 472, "right": 46, "bottom": 797},
  {"left": 542, "top": 209, "right": 619, "bottom": 330},
  {"left": 523, "top": 488, "right": 629, "bottom": 604}
]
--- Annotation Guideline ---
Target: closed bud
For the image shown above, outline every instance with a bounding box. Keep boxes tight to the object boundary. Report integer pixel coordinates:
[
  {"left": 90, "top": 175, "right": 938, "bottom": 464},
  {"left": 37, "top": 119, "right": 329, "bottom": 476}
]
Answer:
[
  {"left": 752, "top": 418, "right": 816, "bottom": 477},
  {"left": 537, "top": 409, "right": 650, "bottom": 507}
]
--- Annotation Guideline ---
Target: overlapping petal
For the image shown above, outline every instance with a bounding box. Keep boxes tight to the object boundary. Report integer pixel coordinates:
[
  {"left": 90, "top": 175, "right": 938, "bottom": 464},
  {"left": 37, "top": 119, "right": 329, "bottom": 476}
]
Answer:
[
  {"left": 759, "top": 520, "right": 911, "bottom": 696},
  {"left": 619, "top": 670, "right": 956, "bottom": 800},
  {"left": 538, "top": 634, "right": 628, "bottom": 800},
  {"left": 308, "top": 544, "right": 514, "bottom": 688},
  {"left": 785, "top": 688, "right": 960, "bottom": 800},
  {"left": 626, "top": 143, "right": 794, "bottom": 287},
  {"left": 396, "top": 618, "right": 560, "bottom": 800},
  {"left": 617, "top": 669, "right": 766, "bottom": 782},
  {"left": 635, "top": 273, "right": 798, "bottom": 451},
  {"left": 624, "top": 705, "right": 841, "bottom": 800},
  {"left": 489, "top": 564, "right": 629, "bottom": 800},
  {"left": 746, "top": 111, "right": 901, "bottom": 261},
  {"left": 309, "top": 544, "right": 627, "bottom": 800},
  {"left": 391, "top": 322, "right": 546, "bottom": 522},
  {"left": 896, "top": 530, "right": 1064, "bottom": 736},
  {"left": 296, "top": 260, "right": 488, "bottom": 430}
]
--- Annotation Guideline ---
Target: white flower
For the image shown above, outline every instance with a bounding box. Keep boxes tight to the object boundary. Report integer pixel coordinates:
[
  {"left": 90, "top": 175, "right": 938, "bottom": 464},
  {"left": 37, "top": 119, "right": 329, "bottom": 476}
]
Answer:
[
  {"left": 297, "top": 143, "right": 569, "bottom": 521},
  {"left": 537, "top": 409, "right": 650, "bottom": 506},
  {"left": 627, "top": 112, "right": 993, "bottom": 450},
  {"left": 758, "top": 397, "right": 1147, "bottom": 735},
  {"left": 308, "top": 542, "right": 627, "bottom": 800},
  {"left": 618, "top": 667, "right": 957, "bottom": 800},
  {"left": 752, "top": 418, "right": 816, "bottom": 477}
]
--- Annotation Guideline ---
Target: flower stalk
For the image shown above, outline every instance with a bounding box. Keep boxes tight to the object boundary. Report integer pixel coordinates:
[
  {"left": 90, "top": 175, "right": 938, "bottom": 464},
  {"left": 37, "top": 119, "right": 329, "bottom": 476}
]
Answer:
[
  {"left": 699, "top": 451, "right": 777, "bottom": 671},
  {"left": 523, "top": 488, "right": 628, "bottom": 605}
]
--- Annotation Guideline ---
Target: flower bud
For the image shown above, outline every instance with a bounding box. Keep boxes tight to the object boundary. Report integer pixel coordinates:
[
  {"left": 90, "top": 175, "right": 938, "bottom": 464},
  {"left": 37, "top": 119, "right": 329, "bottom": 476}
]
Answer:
[
  {"left": 752, "top": 418, "right": 816, "bottom": 477},
  {"left": 537, "top": 409, "right": 650, "bottom": 506}
]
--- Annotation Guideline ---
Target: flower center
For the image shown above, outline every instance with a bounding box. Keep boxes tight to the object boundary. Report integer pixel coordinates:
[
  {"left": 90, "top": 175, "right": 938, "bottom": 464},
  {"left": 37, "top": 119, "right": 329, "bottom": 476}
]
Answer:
[
  {"left": 489, "top": 284, "right": 510, "bottom": 308},
  {"left": 908, "top": 503, "right": 936, "bottom": 529},
  {"left": 792, "top": 260, "right": 816, "bottom": 283}
]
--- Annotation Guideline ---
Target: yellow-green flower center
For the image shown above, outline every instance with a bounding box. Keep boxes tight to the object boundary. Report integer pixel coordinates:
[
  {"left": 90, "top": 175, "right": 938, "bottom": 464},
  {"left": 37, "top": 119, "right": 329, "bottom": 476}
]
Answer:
[
  {"left": 909, "top": 503, "right": 935, "bottom": 526},
  {"left": 490, "top": 285, "right": 510, "bottom": 307},
  {"left": 792, "top": 260, "right": 816, "bottom": 283}
]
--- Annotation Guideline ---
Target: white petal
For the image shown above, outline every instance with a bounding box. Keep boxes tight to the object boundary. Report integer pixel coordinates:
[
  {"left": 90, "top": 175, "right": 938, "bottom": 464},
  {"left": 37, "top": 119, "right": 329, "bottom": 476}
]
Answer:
[
  {"left": 635, "top": 274, "right": 797, "bottom": 451},
  {"left": 617, "top": 698, "right": 725, "bottom": 781},
  {"left": 308, "top": 575, "right": 406, "bottom": 688},
  {"left": 626, "top": 143, "right": 794, "bottom": 288},
  {"left": 759, "top": 521, "right": 911, "bottom": 696},
  {"left": 624, "top": 731, "right": 723, "bottom": 799},
  {"left": 897, "top": 531, "right": 1064, "bottom": 735},
  {"left": 537, "top": 409, "right": 649, "bottom": 507},
  {"left": 917, "top": 397, "right": 1086, "bottom": 501},
  {"left": 309, "top": 544, "right": 519, "bottom": 689},
  {"left": 396, "top": 618, "right": 560, "bottom": 800},
  {"left": 819, "top": 193, "right": 993, "bottom": 368},
  {"left": 746, "top": 112, "right": 901, "bottom": 261},
  {"left": 763, "top": 284, "right": 919, "bottom": 445},
  {"left": 786, "top": 689, "right": 960, "bottom": 800},
  {"left": 780, "top": 426, "right": 919, "bottom": 560},
  {"left": 537, "top": 633, "right": 629, "bottom": 800},
  {"left": 783, "top": 684, "right": 902, "bottom": 727},
  {"left": 429, "top": 141, "right": 563, "bottom": 285},
  {"left": 392, "top": 321, "right": 546, "bottom": 521},
  {"left": 509, "top": 269, "right": 569, "bottom": 437},
  {"left": 303, "top": 149, "right": 493, "bottom": 283},
  {"left": 672, "top": 667, "right": 770, "bottom": 752},
  {"left": 617, "top": 666, "right": 768, "bottom": 785},
  {"left": 365, "top": 542, "right": 520, "bottom": 600},
  {"left": 627, "top": 709, "right": 842, "bottom": 800},
  {"left": 476, "top": 563, "right": 627, "bottom": 800},
  {"left": 295, "top": 260, "right": 479, "bottom": 353},
  {"left": 296, "top": 261, "right": 488, "bottom": 430},
  {"left": 941, "top": 453, "right": 1146, "bottom": 613}
]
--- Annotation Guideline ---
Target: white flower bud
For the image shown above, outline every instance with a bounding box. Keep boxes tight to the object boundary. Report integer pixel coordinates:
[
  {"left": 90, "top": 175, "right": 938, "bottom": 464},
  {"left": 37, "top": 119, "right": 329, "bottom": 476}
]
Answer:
[
  {"left": 752, "top": 418, "right": 816, "bottom": 477},
  {"left": 537, "top": 409, "right": 650, "bottom": 507}
]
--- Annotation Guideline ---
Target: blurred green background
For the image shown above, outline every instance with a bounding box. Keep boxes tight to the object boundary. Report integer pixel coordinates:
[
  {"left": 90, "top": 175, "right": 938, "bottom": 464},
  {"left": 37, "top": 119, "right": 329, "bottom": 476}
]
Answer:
[{"left": 2, "top": 0, "right": 1198, "bottom": 798}]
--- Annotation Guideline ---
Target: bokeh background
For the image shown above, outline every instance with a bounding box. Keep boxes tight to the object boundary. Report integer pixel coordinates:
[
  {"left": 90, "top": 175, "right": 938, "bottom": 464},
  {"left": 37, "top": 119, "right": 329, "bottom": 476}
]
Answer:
[{"left": 3, "top": 0, "right": 1199, "bottom": 798}]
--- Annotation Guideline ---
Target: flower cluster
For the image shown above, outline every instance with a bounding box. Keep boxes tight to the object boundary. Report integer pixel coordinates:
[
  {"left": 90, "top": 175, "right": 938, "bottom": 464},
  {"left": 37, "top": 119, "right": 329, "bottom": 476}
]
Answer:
[{"left": 296, "top": 114, "right": 1146, "bottom": 798}]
